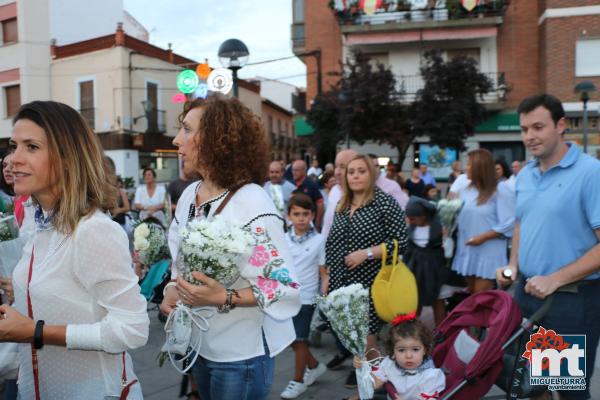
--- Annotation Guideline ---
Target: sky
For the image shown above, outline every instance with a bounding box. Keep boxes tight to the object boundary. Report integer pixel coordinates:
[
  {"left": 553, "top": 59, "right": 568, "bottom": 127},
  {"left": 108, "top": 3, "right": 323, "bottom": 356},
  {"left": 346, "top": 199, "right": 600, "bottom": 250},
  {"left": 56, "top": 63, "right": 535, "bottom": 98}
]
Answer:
[{"left": 123, "top": 0, "right": 307, "bottom": 88}]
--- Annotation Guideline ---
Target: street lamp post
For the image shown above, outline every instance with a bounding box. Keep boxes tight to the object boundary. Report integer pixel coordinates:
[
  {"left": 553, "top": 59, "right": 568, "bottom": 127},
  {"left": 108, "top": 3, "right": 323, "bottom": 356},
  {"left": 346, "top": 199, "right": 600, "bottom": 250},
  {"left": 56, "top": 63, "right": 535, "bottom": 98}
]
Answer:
[
  {"left": 574, "top": 80, "right": 597, "bottom": 154},
  {"left": 218, "top": 39, "right": 250, "bottom": 98}
]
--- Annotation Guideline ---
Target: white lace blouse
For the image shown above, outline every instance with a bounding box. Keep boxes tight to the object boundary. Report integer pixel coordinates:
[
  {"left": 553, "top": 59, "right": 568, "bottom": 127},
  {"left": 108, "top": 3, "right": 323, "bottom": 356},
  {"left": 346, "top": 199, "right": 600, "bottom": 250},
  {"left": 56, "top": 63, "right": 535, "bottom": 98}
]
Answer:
[
  {"left": 168, "top": 182, "right": 301, "bottom": 362},
  {"left": 12, "top": 211, "right": 149, "bottom": 399}
]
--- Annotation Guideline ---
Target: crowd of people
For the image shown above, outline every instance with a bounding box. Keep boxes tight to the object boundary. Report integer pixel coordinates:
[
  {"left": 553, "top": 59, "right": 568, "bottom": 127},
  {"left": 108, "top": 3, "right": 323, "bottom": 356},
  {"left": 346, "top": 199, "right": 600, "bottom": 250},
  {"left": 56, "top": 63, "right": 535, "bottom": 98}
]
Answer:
[{"left": 0, "top": 92, "right": 598, "bottom": 400}]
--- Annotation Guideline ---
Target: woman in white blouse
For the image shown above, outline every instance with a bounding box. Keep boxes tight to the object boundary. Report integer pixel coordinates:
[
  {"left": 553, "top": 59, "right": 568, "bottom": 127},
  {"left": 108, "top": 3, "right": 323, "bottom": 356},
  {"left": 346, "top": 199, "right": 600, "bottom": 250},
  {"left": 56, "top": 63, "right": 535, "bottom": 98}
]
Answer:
[
  {"left": 134, "top": 167, "right": 166, "bottom": 225},
  {"left": 0, "top": 101, "right": 149, "bottom": 399},
  {"left": 161, "top": 95, "right": 301, "bottom": 400}
]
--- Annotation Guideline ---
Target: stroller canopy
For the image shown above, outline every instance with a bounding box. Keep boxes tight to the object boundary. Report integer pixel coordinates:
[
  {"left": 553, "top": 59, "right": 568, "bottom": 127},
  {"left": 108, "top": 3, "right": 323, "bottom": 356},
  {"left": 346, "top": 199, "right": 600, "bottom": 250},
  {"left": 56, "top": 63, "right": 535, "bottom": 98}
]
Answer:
[{"left": 432, "top": 290, "right": 522, "bottom": 400}]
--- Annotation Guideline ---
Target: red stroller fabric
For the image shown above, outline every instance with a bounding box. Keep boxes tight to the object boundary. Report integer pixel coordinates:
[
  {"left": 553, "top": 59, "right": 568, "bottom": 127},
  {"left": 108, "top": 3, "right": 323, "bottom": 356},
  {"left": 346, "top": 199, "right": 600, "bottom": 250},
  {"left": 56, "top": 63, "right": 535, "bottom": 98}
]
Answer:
[{"left": 432, "top": 290, "right": 522, "bottom": 400}]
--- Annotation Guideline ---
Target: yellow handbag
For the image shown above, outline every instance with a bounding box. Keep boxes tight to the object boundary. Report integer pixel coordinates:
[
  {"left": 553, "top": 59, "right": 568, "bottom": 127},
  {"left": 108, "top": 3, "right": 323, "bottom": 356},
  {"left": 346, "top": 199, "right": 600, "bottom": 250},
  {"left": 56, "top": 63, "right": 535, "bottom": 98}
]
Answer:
[{"left": 371, "top": 239, "right": 418, "bottom": 322}]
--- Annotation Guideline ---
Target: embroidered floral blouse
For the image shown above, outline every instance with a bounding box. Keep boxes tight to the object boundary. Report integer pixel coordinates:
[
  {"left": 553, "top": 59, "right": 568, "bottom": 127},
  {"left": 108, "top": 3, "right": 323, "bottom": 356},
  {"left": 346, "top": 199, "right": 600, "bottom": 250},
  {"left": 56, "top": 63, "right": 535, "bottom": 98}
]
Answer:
[{"left": 168, "top": 182, "right": 301, "bottom": 362}]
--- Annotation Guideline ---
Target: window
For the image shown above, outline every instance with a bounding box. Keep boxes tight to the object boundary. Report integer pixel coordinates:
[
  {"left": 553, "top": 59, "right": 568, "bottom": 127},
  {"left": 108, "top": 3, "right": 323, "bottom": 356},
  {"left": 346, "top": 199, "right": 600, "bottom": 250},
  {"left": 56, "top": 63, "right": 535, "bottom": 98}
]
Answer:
[
  {"left": 268, "top": 115, "right": 273, "bottom": 133},
  {"left": 576, "top": 40, "right": 600, "bottom": 77},
  {"left": 146, "top": 81, "right": 160, "bottom": 132},
  {"left": 367, "top": 53, "right": 389, "bottom": 68},
  {"left": 78, "top": 80, "right": 95, "bottom": 128},
  {"left": 293, "top": 0, "right": 304, "bottom": 23},
  {"left": 4, "top": 84, "right": 20, "bottom": 117},
  {"left": 1, "top": 18, "right": 17, "bottom": 44},
  {"left": 447, "top": 48, "right": 480, "bottom": 65}
]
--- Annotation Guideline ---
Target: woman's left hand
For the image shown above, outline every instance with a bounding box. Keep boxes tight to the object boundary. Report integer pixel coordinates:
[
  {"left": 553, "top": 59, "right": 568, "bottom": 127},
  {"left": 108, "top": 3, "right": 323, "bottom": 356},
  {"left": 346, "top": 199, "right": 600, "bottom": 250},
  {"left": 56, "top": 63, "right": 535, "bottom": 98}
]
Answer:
[
  {"left": 176, "top": 272, "right": 227, "bottom": 307},
  {"left": 0, "top": 305, "right": 35, "bottom": 343},
  {"left": 466, "top": 235, "right": 485, "bottom": 246},
  {"left": 344, "top": 250, "right": 368, "bottom": 270}
]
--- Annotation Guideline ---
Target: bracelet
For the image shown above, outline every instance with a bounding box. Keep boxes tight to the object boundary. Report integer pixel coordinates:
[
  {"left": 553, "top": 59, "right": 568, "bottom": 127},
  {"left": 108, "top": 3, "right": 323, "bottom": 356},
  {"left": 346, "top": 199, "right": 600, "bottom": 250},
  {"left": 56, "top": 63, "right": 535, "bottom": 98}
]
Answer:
[
  {"left": 33, "top": 320, "right": 45, "bottom": 350},
  {"left": 217, "top": 289, "right": 240, "bottom": 314},
  {"left": 162, "top": 281, "right": 177, "bottom": 296}
]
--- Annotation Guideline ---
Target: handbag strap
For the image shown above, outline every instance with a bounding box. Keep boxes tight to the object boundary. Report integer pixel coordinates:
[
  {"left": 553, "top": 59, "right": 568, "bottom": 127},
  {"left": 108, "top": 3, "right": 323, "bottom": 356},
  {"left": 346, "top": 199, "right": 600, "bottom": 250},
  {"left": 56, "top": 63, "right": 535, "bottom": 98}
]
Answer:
[
  {"left": 120, "top": 352, "right": 138, "bottom": 400},
  {"left": 213, "top": 190, "right": 236, "bottom": 216},
  {"left": 27, "top": 247, "right": 41, "bottom": 400},
  {"left": 28, "top": 247, "right": 137, "bottom": 400},
  {"left": 381, "top": 239, "right": 399, "bottom": 268}
]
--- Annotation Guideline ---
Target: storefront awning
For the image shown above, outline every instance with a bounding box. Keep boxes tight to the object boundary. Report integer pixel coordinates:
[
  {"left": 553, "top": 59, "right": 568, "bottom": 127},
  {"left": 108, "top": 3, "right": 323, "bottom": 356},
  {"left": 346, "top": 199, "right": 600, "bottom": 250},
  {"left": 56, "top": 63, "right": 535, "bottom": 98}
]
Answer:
[
  {"left": 475, "top": 113, "right": 520, "bottom": 133},
  {"left": 294, "top": 116, "right": 314, "bottom": 137}
]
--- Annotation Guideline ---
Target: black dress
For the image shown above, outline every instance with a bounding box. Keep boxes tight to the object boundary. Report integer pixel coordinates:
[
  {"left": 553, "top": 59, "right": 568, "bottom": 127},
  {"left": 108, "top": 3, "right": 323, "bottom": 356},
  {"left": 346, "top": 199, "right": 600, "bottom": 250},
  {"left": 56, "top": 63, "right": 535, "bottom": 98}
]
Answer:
[
  {"left": 404, "top": 217, "right": 447, "bottom": 307},
  {"left": 326, "top": 187, "right": 408, "bottom": 334}
]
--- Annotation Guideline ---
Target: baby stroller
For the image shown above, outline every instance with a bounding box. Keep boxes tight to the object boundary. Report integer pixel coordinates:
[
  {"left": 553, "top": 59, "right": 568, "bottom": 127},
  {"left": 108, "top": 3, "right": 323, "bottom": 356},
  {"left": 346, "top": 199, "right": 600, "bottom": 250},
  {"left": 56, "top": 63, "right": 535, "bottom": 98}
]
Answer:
[{"left": 423, "top": 289, "right": 553, "bottom": 400}]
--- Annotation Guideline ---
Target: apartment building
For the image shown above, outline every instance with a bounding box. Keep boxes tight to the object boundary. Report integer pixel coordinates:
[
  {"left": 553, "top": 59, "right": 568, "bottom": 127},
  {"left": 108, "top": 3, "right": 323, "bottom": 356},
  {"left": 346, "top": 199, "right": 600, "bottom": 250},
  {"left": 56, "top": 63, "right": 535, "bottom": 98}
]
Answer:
[{"left": 293, "top": 0, "right": 600, "bottom": 173}]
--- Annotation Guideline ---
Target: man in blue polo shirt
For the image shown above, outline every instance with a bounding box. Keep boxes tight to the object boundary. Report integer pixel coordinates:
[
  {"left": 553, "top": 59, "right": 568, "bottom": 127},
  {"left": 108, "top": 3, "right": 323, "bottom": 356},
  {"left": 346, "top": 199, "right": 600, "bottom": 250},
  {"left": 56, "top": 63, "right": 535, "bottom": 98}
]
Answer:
[{"left": 497, "top": 94, "right": 600, "bottom": 400}]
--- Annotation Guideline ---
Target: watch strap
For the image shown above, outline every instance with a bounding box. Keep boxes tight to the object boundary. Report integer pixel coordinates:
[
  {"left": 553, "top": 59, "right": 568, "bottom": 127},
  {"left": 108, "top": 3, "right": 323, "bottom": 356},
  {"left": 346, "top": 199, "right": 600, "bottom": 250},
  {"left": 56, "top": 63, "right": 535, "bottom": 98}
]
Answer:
[{"left": 33, "top": 320, "right": 45, "bottom": 350}]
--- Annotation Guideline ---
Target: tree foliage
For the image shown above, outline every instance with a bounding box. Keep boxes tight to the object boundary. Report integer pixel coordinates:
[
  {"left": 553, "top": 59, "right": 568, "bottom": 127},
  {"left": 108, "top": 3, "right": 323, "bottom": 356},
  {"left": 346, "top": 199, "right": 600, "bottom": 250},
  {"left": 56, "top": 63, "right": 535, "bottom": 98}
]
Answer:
[
  {"left": 307, "top": 50, "right": 494, "bottom": 165},
  {"left": 410, "top": 51, "right": 493, "bottom": 151},
  {"left": 307, "top": 52, "right": 409, "bottom": 165}
]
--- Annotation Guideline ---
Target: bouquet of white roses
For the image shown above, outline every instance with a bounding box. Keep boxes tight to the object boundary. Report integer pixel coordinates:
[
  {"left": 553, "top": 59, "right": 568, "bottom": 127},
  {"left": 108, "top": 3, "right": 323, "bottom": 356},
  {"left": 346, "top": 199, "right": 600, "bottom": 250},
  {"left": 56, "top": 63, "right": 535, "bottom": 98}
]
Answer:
[
  {"left": 0, "top": 213, "right": 18, "bottom": 243},
  {"left": 316, "top": 284, "right": 373, "bottom": 399},
  {"left": 436, "top": 198, "right": 463, "bottom": 258},
  {"left": 177, "top": 215, "right": 254, "bottom": 287},
  {"left": 133, "top": 222, "right": 169, "bottom": 266}
]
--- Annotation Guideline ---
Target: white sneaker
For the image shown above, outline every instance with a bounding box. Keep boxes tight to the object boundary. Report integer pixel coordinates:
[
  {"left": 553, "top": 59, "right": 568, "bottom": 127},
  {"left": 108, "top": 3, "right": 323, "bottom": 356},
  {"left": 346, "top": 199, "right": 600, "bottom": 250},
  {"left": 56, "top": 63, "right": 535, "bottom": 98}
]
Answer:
[
  {"left": 303, "top": 362, "right": 327, "bottom": 386},
  {"left": 280, "top": 380, "right": 307, "bottom": 399}
]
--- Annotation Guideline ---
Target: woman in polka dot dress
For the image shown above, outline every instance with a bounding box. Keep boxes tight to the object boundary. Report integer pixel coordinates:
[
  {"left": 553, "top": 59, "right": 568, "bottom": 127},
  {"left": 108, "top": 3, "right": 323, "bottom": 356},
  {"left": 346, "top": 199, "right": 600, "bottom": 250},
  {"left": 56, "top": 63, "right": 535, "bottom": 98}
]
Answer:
[{"left": 326, "top": 154, "right": 408, "bottom": 365}]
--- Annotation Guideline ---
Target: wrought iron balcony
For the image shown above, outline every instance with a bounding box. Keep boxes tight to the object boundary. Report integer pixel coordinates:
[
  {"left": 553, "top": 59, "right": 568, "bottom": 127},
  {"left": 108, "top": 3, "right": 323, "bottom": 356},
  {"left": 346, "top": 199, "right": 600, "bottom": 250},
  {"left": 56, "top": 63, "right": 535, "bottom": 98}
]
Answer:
[
  {"left": 333, "top": 0, "right": 506, "bottom": 28},
  {"left": 397, "top": 71, "right": 507, "bottom": 105},
  {"left": 146, "top": 109, "right": 166, "bottom": 134}
]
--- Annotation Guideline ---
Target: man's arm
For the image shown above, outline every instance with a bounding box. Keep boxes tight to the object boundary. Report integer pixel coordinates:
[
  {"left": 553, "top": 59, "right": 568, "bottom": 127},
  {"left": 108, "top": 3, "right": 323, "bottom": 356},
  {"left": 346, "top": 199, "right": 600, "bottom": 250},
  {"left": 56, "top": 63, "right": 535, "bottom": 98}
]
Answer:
[{"left": 525, "top": 228, "right": 600, "bottom": 299}]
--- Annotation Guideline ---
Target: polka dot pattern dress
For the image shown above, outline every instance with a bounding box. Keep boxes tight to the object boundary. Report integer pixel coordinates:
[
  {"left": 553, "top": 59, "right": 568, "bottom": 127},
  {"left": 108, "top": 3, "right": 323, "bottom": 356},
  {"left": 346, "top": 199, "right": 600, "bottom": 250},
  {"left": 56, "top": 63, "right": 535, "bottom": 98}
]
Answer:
[{"left": 326, "top": 187, "right": 408, "bottom": 334}]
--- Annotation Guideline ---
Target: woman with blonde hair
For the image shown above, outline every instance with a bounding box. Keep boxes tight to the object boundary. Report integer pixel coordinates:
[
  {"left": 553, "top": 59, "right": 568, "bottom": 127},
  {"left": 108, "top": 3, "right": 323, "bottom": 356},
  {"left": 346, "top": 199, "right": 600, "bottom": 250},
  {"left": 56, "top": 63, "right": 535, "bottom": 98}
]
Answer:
[
  {"left": 326, "top": 154, "right": 408, "bottom": 387},
  {"left": 160, "top": 95, "right": 300, "bottom": 400},
  {"left": 0, "top": 101, "right": 149, "bottom": 399},
  {"left": 451, "top": 148, "right": 515, "bottom": 294}
]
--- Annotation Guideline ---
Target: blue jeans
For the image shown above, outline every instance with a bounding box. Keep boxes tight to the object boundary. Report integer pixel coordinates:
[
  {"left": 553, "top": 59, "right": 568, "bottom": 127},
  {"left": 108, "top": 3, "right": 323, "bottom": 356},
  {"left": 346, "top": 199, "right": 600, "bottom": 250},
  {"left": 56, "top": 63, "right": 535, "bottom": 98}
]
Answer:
[
  {"left": 191, "top": 351, "right": 274, "bottom": 400},
  {"left": 515, "top": 279, "right": 600, "bottom": 400}
]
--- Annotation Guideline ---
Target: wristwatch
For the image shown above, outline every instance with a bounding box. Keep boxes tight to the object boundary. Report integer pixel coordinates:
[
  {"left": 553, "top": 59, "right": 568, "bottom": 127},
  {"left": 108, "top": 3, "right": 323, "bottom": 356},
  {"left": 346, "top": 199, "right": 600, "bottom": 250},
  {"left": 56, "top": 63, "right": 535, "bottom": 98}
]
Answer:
[{"left": 366, "top": 248, "right": 374, "bottom": 261}]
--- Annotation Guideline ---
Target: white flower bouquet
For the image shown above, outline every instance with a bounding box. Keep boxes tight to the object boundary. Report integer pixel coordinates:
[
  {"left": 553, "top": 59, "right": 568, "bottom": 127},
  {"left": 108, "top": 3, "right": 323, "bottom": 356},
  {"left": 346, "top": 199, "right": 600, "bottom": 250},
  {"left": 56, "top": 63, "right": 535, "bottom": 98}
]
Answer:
[
  {"left": 436, "top": 198, "right": 463, "bottom": 230},
  {"left": 437, "top": 198, "right": 463, "bottom": 259},
  {"left": 133, "top": 222, "right": 169, "bottom": 265},
  {"left": 316, "top": 284, "right": 373, "bottom": 399},
  {"left": 160, "top": 215, "right": 255, "bottom": 373},
  {"left": 0, "top": 214, "right": 18, "bottom": 243},
  {"left": 177, "top": 215, "right": 254, "bottom": 287}
]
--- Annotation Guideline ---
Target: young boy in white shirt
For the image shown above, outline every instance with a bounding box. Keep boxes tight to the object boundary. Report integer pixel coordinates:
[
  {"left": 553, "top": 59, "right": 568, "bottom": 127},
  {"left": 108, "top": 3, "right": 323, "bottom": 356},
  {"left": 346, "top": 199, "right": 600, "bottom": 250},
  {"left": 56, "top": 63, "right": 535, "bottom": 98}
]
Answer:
[{"left": 280, "top": 193, "right": 328, "bottom": 399}]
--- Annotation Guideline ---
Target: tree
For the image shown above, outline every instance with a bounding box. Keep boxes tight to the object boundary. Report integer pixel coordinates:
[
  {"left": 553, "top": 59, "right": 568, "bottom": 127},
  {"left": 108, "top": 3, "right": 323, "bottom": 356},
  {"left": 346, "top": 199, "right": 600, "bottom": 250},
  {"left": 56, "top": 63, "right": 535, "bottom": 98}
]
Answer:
[
  {"left": 307, "top": 51, "right": 493, "bottom": 167},
  {"left": 307, "top": 52, "right": 410, "bottom": 165},
  {"left": 410, "top": 51, "right": 493, "bottom": 151},
  {"left": 306, "top": 90, "right": 341, "bottom": 165}
]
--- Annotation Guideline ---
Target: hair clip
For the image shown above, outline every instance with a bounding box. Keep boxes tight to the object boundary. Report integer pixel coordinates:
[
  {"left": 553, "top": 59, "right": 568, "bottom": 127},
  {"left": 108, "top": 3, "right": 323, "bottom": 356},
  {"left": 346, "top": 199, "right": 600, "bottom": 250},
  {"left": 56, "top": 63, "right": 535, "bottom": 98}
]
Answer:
[{"left": 392, "top": 311, "right": 417, "bottom": 326}]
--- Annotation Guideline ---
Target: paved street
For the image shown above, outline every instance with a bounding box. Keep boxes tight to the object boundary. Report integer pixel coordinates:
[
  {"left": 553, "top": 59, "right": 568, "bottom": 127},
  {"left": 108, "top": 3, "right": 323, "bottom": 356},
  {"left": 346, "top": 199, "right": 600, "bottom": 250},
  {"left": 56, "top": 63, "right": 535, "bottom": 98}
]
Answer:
[{"left": 132, "top": 307, "right": 600, "bottom": 400}]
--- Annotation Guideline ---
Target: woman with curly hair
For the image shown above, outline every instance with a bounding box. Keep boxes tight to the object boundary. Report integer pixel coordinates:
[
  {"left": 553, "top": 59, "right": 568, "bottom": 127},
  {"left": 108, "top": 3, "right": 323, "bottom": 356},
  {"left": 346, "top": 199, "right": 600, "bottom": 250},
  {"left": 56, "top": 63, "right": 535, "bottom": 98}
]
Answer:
[{"left": 160, "top": 95, "right": 301, "bottom": 400}]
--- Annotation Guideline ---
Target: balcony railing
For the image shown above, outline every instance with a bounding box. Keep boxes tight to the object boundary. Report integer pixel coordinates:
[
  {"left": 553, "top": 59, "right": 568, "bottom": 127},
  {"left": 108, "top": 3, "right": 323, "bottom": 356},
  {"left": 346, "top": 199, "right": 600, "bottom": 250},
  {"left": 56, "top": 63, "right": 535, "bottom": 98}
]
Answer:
[
  {"left": 397, "top": 72, "right": 506, "bottom": 103},
  {"left": 333, "top": 0, "right": 506, "bottom": 26},
  {"left": 291, "top": 23, "right": 305, "bottom": 52},
  {"left": 147, "top": 109, "right": 166, "bottom": 134},
  {"left": 79, "top": 108, "right": 95, "bottom": 129}
]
